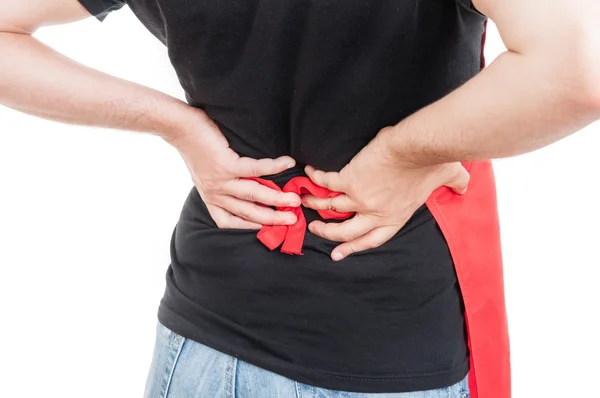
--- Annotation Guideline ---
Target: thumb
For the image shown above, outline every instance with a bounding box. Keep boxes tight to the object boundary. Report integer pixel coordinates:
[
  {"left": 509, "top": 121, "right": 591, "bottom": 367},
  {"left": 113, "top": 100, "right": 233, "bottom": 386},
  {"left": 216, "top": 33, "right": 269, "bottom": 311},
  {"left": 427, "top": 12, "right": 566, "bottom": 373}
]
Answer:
[
  {"left": 444, "top": 164, "right": 470, "bottom": 195},
  {"left": 235, "top": 155, "right": 296, "bottom": 177}
]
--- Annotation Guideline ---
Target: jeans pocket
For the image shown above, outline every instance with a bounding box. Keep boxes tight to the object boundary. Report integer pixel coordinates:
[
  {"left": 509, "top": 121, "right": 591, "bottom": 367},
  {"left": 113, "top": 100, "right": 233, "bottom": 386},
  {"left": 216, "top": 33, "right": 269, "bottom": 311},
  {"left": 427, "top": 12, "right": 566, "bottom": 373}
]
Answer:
[{"left": 144, "top": 322, "right": 187, "bottom": 398}]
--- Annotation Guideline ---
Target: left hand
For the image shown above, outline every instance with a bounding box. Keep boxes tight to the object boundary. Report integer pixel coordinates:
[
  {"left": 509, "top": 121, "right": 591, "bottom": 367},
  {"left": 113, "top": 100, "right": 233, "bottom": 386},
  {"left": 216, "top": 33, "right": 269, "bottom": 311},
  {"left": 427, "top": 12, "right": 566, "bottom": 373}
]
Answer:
[{"left": 302, "top": 126, "right": 470, "bottom": 261}]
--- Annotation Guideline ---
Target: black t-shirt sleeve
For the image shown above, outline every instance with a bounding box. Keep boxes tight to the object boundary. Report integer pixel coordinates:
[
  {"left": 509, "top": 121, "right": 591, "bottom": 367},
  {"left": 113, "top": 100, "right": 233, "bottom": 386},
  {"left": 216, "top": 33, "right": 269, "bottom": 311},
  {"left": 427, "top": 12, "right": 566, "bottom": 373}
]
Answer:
[
  {"left": 457, "top": 0, "right": 487, "bottom": 17},
  {"left": 77, "top": 0, "right": 126, "bottom": 22}
]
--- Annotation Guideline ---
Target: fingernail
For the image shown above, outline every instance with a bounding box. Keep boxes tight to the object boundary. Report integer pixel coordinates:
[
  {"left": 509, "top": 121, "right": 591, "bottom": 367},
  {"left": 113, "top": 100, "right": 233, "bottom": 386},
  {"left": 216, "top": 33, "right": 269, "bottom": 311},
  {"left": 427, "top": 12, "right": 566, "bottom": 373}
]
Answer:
[
  {"left": 287, "top": 163, "right": 295, "bottom": 169},
  {"left": 332, "top": 252, "right": 343, "bottom": 261},
  {"left": 287, "top": 217, "right": 297, "bottom": 224}
]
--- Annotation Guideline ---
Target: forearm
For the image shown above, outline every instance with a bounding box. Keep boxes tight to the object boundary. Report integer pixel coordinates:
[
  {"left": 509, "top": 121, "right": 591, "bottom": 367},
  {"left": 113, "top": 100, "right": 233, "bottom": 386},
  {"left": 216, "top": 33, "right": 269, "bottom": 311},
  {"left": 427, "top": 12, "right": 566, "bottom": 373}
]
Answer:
[
  {"left": 0, "top": 32, "right": 196, "bottom": 143},
  {"left": 382, "top": 46, "right": 600, "bottom": 165},
  {"left": 381, "top": 0, "right": 600, "bottom": 166}
]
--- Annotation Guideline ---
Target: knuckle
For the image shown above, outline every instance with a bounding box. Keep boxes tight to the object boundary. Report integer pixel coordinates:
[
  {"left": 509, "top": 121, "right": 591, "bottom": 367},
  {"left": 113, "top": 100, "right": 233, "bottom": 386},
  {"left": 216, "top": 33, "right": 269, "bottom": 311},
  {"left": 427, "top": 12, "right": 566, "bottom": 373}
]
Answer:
[
  {"left": 251, "top": 165, "right": 263, "bottom": 176},
  {"left": 463, "top": 172, "right": 471, "bottom": 184},
  {"left": 453, "top": 169, "right": 465, "bottom": 182},
  {"left": 245, "top": 192, "right": 258, "bottom": 203},
  {"left": 367, "top": 239, "right": 382, "bottom": 249},
  {"left": 449, "top": 164, "right": 464, "bottom": 179},
  {"left": 301, "top": 196, "right": 313, "bottom": 207},
  {"left": 312, "top": 170, "right": 324, "bottom": 182},
  {"left": 238, "top": 210, "right": 252, "bottom": 220}
]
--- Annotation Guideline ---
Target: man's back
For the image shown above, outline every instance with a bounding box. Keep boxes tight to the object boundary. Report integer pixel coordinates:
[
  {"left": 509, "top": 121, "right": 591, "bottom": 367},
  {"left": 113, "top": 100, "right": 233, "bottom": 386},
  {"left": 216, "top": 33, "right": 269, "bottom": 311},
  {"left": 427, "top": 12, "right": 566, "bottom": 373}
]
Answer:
[
  {"left": 5, "top": 0, "right": 598, "bottom": 396},
  {"left": 104, "top": 0, "right": 488, "bottom": 392}
]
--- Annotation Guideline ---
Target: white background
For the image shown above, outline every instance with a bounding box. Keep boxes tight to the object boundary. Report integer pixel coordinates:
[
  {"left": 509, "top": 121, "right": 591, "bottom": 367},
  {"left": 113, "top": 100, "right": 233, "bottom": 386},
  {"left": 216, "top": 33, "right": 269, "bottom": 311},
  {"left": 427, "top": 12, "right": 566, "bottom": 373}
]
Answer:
[{"left": 0, "top": 8, "right": 598, "bottom": 398}]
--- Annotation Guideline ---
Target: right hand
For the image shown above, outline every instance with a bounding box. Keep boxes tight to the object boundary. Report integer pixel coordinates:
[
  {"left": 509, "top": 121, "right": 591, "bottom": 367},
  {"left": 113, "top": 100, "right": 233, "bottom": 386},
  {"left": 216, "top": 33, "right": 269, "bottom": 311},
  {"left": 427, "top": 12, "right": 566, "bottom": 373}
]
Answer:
[{"left": 168, "top": 108, "right": 301, "bottom": 229}]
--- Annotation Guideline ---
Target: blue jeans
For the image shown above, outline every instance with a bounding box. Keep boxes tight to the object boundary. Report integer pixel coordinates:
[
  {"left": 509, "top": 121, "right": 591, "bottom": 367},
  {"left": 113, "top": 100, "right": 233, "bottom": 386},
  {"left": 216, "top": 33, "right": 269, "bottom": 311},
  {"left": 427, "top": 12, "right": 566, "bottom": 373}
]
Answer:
[{"left": 144, "top": 321, "right": 470, "bottom": 398}]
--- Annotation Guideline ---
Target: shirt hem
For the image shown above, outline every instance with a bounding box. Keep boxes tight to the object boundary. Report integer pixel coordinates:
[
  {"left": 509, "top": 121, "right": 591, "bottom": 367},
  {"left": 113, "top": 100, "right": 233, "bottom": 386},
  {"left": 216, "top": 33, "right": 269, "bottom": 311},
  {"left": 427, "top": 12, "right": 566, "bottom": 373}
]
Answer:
[
  {"left": 156, "top": 303, "right": 470, "bottom": 393},
  {"left": 77, "top": 0, "right": 124, "bottom": 21}
]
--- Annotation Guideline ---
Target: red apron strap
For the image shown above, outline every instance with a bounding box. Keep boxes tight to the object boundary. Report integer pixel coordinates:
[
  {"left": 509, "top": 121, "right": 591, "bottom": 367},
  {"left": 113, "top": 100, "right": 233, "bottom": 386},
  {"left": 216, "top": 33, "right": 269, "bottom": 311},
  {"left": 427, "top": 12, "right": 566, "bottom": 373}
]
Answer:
[{"left": 245, "top": 176, "right": 353, "bottom": 255}]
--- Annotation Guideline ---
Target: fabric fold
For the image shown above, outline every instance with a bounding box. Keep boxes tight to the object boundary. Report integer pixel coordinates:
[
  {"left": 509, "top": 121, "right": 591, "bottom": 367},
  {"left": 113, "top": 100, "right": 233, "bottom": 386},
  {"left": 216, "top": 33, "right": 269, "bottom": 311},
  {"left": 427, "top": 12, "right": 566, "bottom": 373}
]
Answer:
[{"left": 245, "top": 176, "right": 354, "bottom": 255}]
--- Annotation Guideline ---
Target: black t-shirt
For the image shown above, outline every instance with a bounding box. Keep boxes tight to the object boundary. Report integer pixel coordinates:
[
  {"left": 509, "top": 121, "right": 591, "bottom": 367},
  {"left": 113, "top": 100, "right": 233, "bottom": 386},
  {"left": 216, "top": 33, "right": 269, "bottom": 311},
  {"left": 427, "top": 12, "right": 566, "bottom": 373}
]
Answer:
[{"left": 78, "top": 0, "right": 487, "bottom": 392}]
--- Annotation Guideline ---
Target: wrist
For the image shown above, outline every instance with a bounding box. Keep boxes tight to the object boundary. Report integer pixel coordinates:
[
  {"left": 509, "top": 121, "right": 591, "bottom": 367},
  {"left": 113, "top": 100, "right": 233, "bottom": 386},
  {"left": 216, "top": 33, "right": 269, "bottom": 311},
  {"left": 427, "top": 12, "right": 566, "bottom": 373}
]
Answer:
[
  {"left": 378, "top": 119, "right": 463, "bottom": 167},
  {"left": 375, "top": 123, "right": 432, "bottom": 168},
  {"left": 158, "top": 101, "right": 207, "bottom": 149}
]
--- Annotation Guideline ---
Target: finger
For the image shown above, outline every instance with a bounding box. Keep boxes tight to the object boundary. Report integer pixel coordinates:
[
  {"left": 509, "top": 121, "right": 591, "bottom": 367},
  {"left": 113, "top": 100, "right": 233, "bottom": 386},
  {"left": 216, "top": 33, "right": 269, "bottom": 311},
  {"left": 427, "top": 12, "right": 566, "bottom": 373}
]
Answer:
[
  {"left": 234, "top": 156, "right": 296, "bottom": 177},
  {"left": 219, "top": 195, "right": 298, "bottom": 225},
  {"left": 227, "top": 179, "right": 301, "bottom": 207},
  {"left": 444, "top": 164, "right": 470, "bottom": 195},
  {"left": 206, "top": 204, "right": 262, "bottom": 230},
  {"left": 301, "top": 194, "right": 355, "bottom": 213},
  {"left": 308, "top": 215, "right": 372, "bottom": 243},
  {"left": 304, "top": 165, "right": 344, "bottom": 192},
  {"left": 330, "top": 226, "right": 399, "bottom": 261}
]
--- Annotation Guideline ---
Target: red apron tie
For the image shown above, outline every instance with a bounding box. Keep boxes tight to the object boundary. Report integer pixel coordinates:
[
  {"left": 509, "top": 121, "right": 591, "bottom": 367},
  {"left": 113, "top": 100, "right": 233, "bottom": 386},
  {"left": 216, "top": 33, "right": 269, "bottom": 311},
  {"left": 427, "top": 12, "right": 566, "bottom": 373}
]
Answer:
[{"left": 245, "top": 176, "right": 354, "bottom": 255}]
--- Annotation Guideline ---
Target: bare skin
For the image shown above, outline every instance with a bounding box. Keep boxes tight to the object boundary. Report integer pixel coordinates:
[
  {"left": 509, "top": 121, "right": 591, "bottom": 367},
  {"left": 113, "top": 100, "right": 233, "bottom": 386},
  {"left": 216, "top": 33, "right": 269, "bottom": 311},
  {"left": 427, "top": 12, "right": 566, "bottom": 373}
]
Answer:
[
  {"left": 1, "top": 1, "right": 599, "bottom": 261},
  {"left": 0, "top": 0, "right": 303, "bottom": 230},
  {"left": 303, "top": 0, "right": 600, "bottom": 260}
]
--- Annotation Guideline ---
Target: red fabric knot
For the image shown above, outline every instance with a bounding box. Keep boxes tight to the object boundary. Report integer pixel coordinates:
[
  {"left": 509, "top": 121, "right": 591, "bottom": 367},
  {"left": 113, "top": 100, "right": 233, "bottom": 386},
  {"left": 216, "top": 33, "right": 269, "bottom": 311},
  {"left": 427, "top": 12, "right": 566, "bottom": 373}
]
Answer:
[{"left": 245, "top": 176, "right": 354, "bottom": 255}]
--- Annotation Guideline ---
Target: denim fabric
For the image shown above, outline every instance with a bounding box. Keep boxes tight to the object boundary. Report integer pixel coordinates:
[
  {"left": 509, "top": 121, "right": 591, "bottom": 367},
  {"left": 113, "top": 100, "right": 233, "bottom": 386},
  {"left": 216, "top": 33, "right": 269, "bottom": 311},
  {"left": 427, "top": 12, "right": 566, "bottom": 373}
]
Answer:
[{"left": 144, "top": 322, "right": 470, "bottom": 398}]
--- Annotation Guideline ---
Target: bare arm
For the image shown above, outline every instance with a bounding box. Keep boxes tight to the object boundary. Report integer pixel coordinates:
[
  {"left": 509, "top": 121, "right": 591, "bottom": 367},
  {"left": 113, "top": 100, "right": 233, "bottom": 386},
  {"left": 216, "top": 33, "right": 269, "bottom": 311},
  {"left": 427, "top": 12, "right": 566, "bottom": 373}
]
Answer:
[
  {"left": 380, "top": 0, "right": 600, "bottom": 164},
  {"left": 301, "top": 0, "right": 600, "bottom": 260},
  {"left": 0, "top": 0, "right": 301, "bottom": 228},
  {"left": 0, "top": 0, "right": 194, "bottom": 141}
]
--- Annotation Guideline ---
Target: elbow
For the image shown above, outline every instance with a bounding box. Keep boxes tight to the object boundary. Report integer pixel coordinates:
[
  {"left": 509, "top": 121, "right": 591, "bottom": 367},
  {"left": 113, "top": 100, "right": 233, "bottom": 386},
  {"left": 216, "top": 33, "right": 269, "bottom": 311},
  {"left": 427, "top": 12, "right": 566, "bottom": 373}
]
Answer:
[
  {"left": 576, "top": 61, "right": 600, "bottom": 113},
  {"left": 534, "top": 21, "right": 600, "bottom": 115},
  {"left": 568, "top": 28, "right": 600, "bottom": 113},
  {"left": 581, "top": 65, "right": 600, "bottom": 113}
]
